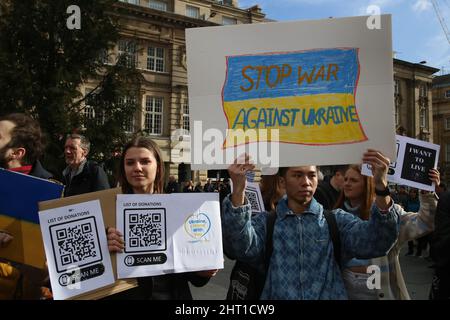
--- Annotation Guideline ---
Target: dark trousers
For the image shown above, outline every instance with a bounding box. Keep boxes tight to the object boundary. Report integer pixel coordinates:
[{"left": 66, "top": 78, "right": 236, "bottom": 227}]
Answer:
[{"left": 416, "top": 234, "right": 431, "bottom": 256}]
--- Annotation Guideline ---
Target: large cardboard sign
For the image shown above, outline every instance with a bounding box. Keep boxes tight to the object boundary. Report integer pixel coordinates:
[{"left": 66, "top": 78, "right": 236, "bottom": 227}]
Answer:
[
  {"left": 186, "top": 15, "right": 395, "bottom": 169},
  {"left": 0, "top": 168, "right": 64, "bottom": 269},
  {"left": 362, "top": 135, "right": 440, "bottom": 191},
  {"left": 230, "top": 179, "right": 266, "bottom": 215},
  {"left": 116, "top": 193, "right": 223, "bottom": 279},
  {"left": 39, "top": 188, "right": 137, "bottom": 300}
]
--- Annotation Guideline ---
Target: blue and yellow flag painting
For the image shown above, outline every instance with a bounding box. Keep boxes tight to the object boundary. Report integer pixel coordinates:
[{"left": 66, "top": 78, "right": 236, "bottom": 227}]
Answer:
[
  {"left": 0, "top": 169, "right": 64, "bottom": 269},
  {"left": 222, "top": 48, "right": 367, "bottom": 147}
]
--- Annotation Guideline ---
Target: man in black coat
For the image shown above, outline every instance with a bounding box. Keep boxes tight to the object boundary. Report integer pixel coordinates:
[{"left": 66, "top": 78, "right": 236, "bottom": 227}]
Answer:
[
  {"left": 430, "top": 190, "right": 450, "bottom": 299},
  {"left": 62, "top": 134, "right": 110, "bottom": 197},
  {"left": 0, "top": 113, "right": 55, "bottom": 299},
  {"left": 314, "top": 165, "right": 347, "bottom": 210}
]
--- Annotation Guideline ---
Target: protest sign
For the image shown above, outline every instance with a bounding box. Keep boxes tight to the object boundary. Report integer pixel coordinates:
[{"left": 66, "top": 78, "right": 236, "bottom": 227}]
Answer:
[
  {"left": 186, "top": 15, "right": 395, "bottom": 169},
  {"left": 39, "top": 200, "right": 115, "bottom": 300},
  {"left": 362, "top": 135, "right": 440, "bottom": 191},
  {"left": 0, "top": 168, "right": 64, "bottom": 269}
]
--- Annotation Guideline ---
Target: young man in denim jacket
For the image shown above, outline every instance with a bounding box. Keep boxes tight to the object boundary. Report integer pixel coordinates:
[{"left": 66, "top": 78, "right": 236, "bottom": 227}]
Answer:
[{"left": 222, "top": 149, "right": 400, "bottom": 300}]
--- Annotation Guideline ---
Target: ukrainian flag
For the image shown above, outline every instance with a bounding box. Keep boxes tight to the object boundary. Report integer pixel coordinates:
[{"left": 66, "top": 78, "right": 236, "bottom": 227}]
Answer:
[
  {"left": 0, "top": 168, "right": 64, "bottom": 269},
  {"left": 222, "top": 48, "right": 367, "bottom": 147}
]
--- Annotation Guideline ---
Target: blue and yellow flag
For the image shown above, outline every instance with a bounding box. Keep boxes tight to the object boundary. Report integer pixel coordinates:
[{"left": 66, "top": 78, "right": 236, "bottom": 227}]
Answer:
[
  {"left": 222, "top": 48, "right": 367, "bottom": 147},
  {"left": 0, "top": 168, "right": 64, "bottom": 269}
]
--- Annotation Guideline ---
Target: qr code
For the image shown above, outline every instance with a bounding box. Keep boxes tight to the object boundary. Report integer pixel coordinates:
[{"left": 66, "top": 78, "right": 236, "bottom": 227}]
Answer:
[
  {"left": 124, "top": 208, "right": 167, "bottom": 253},
  {"left": 49, "top": 217, "right": 101, "bottom": 273},
  {"left": 245, "top": 189, "right": 262, "bottom": 213}
]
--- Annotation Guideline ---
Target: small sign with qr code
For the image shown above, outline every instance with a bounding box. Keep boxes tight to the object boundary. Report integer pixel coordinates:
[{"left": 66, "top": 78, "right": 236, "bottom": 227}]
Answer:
[{"left": 39, "top": 200, "right": 115, "bottom": 300}]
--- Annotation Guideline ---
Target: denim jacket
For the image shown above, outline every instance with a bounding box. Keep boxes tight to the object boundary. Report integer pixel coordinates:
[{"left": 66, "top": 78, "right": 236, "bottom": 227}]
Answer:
[{"left": 222, "top": 195, "right": 399, "bottom": 300}]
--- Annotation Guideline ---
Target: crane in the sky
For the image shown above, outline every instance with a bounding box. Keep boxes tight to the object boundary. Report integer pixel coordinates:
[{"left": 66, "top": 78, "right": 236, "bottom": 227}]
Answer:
[{"left": 430, "top": 0, "right": 450, "bottom": 44}]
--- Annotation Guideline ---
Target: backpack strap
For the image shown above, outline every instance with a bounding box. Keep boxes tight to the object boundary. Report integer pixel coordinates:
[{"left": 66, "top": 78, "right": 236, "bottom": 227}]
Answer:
[
  {"left": 264, "top": 210, "right": 277, "bottom": 273},
  {"left": 323, "top": 210, "right": 341, "bottom": 268}
]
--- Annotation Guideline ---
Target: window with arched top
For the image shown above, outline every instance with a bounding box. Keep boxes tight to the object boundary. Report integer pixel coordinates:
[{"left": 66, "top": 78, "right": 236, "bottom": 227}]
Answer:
[
  {"left": 144, "top": 96, "right": 163, "bottom": 135},
  {"left": 419, "top": 84, "right": 428, "bottom": 98}
]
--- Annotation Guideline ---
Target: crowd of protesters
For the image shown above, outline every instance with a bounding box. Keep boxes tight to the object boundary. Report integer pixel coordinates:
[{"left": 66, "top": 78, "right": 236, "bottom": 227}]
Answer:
[{"left": 1, "top": 113, "right": 449, "bottom": 300}]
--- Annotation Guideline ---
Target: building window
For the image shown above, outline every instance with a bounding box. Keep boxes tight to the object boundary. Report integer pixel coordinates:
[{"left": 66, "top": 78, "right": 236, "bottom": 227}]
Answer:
[
  {"left": 145, "top": 96, "right": 163, "bottom": 135},
  {"left": 186, "top": 5, "right": 200, "bottom": 19},
  {"left": 83, "top": 104, "right": 95, "bottom": 120},
  {"left": 419, "top": 84, "right": 427, "bottom": 97},
  {"left": 445, "top": 89, "right": 450, "bottom": 99},
  {"left": 222, "top": 16, "right": 237, "bottom": 25},
  {"left": 394, "top": 79, "right": 400, "bottom": 95},
  {"left": 419, "top": 106, "right": 428, "bottom": 129},
  {"left": 445, "top": 117, "right": 450, "bottom": 130},
  {"left": 394, "top": 102, "right": 399, "bottom": 126},
  {"left": 118, "top": 40, "right": 137, "bottom": 68},
  {"left": 147, "top": 47, "right": 165, "bottom": 72},
  {"left": 84, "top": 90, "right": 105, "bottom": 125},
  {"left": 120, "top": 96, "right": 136, "bottom": 133},
  {"left": 119, "top": 0, "right": 138, "bottom": 4},
  {"left": 99, "top": 49, "right": 109, "bottom": 64},
  {"left": 182, "top": 100, "right": 190, "bottom": 132},
  {"left": 123, "top": 116, "right": 135, "bottom": 133},
  {"left": 149, "top": 0, "right": 167, "bottom": 11}
]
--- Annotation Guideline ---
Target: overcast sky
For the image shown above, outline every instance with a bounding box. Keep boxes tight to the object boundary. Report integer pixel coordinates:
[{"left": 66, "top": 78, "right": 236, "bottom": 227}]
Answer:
[{"left": 238, "top": 0, "right": 450, "bottom": 75}]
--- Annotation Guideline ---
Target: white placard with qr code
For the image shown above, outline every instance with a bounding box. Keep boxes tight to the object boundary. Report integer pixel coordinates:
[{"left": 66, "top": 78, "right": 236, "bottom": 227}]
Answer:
[
  {"left": 230, "top": 180, "right": 266, "bottom": 214},
  {"left": 116, "top": 193, "right": 223, "bottom": 279},
  {"left": 39, "top": 200, "right": 115, "bottom": 300}
]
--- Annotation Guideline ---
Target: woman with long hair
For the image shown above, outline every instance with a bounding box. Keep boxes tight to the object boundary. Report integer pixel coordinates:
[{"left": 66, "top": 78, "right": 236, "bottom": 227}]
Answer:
[
  {"left": 225, "top": 173, "right": 286, "bottom": 300},
  {"left": 107, "top": 136, "right": 217, "bottom": 299},
  {"left": 334, "top": 164, "right": 439, "bottom": 300},
  {"left": 260, "top": 174, "right": 286, "bottom": 212}
]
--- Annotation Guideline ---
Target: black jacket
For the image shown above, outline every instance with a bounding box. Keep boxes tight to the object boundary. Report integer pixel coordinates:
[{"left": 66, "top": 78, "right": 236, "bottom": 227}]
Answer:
[
  {"left": 314, "top": 180, "right": 340, "bottom": 210},
  {"left": 431, "top": 191, "right": 450, "bottom": 268},
  {"left": 62, "top": 160, "right": 110, "bottom": 197}
]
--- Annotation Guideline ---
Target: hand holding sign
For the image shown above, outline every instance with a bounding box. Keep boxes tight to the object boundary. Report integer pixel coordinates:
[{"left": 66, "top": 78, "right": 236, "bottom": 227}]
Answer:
[
  {"left": 228, "top": 154, "right": 255, "bottom": 207},
  {"left": 428, "top": 168, "right": 440, "bottom": 193},
  {"left": 107, "top": 227, "right": 125, "bottom": 253},
  {"left": 0, "top": 230, "right": 13, "bottom": 248},
  {"left": 196, "top": 269, "right": 219, "bottom": 278}
]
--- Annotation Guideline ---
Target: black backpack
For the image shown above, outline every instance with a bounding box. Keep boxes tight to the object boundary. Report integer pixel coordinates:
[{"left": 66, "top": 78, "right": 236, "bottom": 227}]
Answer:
[{"left": 226, "top": 210, "right": 341, "bottom": 300}]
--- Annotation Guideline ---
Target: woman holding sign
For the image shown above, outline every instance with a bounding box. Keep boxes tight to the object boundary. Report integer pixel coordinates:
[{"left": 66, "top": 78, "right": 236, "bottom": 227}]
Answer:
[
  {"left": 106, "top": 136, "right": 217, "bottom": 299},
  {"left": 334, "top": 164, "right": 439, "bottom": 300}
]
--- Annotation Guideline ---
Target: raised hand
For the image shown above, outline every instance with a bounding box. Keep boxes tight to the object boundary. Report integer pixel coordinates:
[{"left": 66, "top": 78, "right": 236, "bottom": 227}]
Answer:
[
  {"left": 0, "top": 230, "right": 13, "bottom": 248},
  {"left": 228, "top": 153, "right": 255, "bottom": 207},
  {"left": 106, "top": 227, "right": 125, "bottom": 253},
  {"left": 362, "top": 149, "right": 391, "bottom": 210}
]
